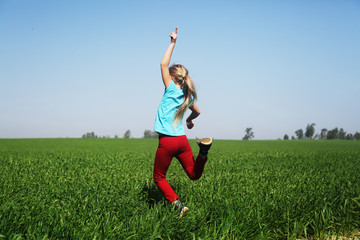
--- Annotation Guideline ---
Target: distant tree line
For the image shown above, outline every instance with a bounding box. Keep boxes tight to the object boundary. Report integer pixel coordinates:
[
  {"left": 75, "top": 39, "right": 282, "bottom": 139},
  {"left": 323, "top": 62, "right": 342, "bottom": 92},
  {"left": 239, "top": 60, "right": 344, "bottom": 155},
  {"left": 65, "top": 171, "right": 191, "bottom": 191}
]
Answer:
[
  {"left": 81, "top": 130, "right": 130, "bottom": 139},
  {"left": 82, "top": 124, "right": 360, "bottom": 140},
  {"left": 82, "top": 132, "right": 98, "bottom": 138},
  {"left": 284, "top": 123, "right": 360, "bottom": 140},
  {"left": 81, "top": 129, "right": 159, "bottom": 139}
]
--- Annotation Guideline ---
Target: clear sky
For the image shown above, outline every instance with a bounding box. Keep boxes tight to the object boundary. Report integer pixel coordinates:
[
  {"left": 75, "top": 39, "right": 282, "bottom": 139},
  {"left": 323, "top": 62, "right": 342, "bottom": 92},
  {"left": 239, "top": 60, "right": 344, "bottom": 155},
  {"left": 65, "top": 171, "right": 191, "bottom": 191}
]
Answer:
[{"left": 1, "top": 0, "right": 359, "bottom": 139}]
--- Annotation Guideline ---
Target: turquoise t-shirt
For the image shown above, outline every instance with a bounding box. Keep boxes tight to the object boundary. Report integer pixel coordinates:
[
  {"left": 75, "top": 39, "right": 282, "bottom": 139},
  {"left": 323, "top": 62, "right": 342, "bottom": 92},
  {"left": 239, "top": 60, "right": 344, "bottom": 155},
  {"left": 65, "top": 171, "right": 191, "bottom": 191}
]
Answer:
[{"left": 154, "top": 81, "right": 185, "bottom": 136}]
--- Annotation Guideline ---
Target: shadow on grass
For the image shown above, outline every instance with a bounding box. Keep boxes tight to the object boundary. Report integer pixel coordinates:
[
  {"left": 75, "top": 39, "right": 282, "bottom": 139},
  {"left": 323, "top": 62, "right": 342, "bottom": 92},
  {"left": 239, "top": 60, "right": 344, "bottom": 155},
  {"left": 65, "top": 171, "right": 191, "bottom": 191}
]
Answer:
[{"left": 141, "top": 181, "right": 165, "bottom": 208}]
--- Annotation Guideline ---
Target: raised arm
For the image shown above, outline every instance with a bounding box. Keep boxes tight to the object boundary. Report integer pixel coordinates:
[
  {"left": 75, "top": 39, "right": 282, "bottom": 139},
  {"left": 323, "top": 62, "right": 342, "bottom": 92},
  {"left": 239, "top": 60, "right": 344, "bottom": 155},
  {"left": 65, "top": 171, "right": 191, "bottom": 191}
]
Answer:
[{"left": 160, "top": 28, "right": 177, "bottom": 88}]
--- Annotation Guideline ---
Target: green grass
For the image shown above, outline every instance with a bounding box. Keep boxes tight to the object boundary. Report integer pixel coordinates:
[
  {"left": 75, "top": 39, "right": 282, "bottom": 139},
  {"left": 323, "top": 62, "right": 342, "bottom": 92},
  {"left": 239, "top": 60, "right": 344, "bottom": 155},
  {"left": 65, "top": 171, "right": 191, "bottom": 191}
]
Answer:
[{"left": 0, "top": 139, "right": 359, "bottom": 239}]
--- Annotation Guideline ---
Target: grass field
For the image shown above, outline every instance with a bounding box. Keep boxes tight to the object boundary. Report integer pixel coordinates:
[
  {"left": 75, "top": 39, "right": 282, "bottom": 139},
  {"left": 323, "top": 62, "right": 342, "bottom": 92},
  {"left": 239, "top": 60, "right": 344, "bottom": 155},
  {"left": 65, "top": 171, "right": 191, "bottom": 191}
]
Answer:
[{"left": 0, "top": 139, "right": 359, "bottom": 239}]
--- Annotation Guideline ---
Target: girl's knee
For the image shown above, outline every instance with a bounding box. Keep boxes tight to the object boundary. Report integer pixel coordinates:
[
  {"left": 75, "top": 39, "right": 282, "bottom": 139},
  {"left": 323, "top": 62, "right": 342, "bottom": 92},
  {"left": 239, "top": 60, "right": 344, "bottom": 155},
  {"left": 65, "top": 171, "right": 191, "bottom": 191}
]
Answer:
[
  {"left": 153, "top": 173, "right": 159, "bottom": 183},
  {"left": 153, "top": 173, "right": 165, "bottom": 183}
]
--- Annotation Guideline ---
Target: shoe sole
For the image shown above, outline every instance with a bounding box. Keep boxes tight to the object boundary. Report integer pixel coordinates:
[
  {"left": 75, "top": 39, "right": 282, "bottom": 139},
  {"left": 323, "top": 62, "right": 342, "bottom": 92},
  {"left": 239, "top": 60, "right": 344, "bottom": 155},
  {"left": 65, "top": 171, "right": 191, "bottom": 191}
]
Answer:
[{"left": 197, "top": 137, "right": 212, "bottom": 145}]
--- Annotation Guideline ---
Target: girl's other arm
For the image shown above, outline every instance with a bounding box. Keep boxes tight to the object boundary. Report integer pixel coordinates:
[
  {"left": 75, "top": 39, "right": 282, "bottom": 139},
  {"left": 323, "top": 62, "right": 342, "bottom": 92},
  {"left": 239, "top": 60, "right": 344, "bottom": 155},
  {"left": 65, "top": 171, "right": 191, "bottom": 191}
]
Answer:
[
  {"left": 186, "top": 104, "right": 200, "bottom": 129},
  {"left": 160, "top": 28, "right": 177, "bottom": 88}
]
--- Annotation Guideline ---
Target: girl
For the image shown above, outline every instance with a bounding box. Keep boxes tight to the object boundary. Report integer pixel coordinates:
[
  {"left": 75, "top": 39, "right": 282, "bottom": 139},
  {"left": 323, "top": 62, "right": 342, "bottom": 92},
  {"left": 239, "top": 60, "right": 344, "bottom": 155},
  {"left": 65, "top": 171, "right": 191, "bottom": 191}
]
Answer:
[{"left": 153, "top": 28, "right": 212, "bottom": 217}]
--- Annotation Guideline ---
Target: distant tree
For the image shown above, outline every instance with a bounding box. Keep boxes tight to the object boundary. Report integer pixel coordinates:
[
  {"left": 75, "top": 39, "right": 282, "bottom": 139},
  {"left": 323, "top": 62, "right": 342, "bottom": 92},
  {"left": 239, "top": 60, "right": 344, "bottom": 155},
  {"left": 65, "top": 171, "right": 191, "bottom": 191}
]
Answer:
[
  {"left": 291, "top": 136, "right": 295, "bottom": 140},
  {"left": 82, "top": 132, "right": 97, "bottom": 138},
  {"left": 326, "top": 130, "right": 333, "bottom": 139},
  {"left": 114, "top": 135, "right": 119, "bottom": 139},
  {"left": 346, "top": 133, "right": 353, "bottom": 140},
  {"left": 295, "top": 129, "right": 304, "bottom": 139},
  {"left": 123, "top": 129, "right": 131, "bottom": 138},
  {"left": 242, "top": 127, "right": 254, "bottom": 140},
  {"left": 354, "top": 132, "right": 360, "bottom": 140},
  {"left": 283, "top": 134, "right": 289, "bottom": 140},
  {"left": 305, "top": 123, "right": 316, "bottom": 139},
  {"left": 144, "top": 130, "right": 151, "bottom": 138},
  {"left": 143, "top": 130, "right": 158, "bottom": 138},
  {"left": 327, "top": 128, "right": 339, "bottom": 140},
  {"left": 339, "top": 128, "right": 346, "bottom": 140},
  {"left": 320, "top": 128, "right": 327, "bottom": 140}
]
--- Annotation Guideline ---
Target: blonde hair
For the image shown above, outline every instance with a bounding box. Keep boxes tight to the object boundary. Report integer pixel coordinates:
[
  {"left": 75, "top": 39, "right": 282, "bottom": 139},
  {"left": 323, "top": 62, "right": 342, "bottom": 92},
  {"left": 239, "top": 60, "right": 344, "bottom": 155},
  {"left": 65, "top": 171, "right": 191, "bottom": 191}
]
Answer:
[{"left": 169, "top": 64, "right": 197, "bottom": 127}]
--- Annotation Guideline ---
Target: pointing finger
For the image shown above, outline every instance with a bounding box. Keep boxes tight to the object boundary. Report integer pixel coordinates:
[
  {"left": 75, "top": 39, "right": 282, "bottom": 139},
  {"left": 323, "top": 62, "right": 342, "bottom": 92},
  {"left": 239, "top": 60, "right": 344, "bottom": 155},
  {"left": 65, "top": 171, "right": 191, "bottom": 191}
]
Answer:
[{"left": 175, "top": 27, "right": 178, "bottom": 34}]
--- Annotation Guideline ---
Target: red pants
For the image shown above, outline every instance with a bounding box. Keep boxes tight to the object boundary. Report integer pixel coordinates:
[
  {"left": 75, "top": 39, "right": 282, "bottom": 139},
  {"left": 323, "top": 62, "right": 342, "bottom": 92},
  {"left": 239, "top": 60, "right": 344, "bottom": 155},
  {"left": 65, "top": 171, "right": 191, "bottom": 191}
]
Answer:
[{"left": 153, "top": 135, "right": 207, "bottom": 203}]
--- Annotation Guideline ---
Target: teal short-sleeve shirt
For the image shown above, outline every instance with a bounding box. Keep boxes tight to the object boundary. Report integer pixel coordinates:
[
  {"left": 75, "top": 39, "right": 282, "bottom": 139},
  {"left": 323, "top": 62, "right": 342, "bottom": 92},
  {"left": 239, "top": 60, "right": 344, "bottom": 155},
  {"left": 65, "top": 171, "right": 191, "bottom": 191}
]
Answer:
[{"left": 154, "top": 81, "right": 185, "bottom": 136}]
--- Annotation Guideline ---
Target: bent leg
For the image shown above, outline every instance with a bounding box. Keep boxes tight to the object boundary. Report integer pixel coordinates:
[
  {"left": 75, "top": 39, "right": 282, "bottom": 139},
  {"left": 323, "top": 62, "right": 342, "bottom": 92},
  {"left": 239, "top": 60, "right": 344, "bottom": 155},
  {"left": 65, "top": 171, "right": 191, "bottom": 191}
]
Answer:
[{"left": 176, "top": 136, "right": 207, "bottom": 180}]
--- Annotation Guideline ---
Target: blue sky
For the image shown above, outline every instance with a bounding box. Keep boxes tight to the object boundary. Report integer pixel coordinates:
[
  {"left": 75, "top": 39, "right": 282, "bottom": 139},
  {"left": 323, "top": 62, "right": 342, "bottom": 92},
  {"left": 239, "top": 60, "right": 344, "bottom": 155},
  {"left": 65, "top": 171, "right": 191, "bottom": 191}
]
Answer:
[{"left": 1, "top": 0, "right": 359, "bottom": 139}]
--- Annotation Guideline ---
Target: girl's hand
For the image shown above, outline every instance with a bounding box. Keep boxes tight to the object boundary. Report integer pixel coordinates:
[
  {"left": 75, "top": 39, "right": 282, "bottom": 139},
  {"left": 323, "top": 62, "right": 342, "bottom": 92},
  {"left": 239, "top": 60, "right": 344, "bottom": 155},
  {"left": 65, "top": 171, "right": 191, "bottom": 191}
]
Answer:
[
  {"left": 186, "top": 119, "right": 194, "bottom": 129},
  {"left": 169, "top": 27, "right": 177, "bottom": 43}
]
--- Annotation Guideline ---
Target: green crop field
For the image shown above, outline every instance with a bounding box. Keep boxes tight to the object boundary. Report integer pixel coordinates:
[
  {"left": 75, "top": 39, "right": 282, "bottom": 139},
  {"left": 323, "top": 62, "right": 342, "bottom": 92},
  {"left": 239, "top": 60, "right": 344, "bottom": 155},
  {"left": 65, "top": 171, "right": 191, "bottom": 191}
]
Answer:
[{"left": 0, "top": 139, "right": 359, "bottom": 239}]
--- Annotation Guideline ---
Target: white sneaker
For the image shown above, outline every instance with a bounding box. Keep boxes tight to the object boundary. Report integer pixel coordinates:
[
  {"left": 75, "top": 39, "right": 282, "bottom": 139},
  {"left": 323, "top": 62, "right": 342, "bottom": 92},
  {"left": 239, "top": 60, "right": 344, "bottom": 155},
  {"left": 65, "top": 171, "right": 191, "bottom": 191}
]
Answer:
[
  {"left": 172, "top": 200, "right": 189, "bottom": 218},
  {"left": 178, "top": 206, "right": 189, "bottom": 218}
]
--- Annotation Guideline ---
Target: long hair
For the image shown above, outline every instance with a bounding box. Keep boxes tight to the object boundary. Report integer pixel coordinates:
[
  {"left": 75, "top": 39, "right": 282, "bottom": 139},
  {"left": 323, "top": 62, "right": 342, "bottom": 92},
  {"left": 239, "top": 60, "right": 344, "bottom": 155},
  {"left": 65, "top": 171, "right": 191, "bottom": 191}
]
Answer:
[{"left": 169, "top": 64, "right": 197, "bottom": 127}]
